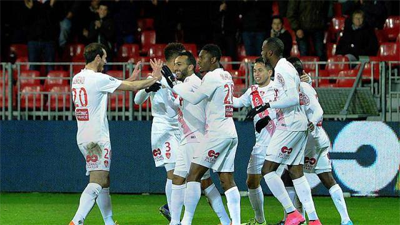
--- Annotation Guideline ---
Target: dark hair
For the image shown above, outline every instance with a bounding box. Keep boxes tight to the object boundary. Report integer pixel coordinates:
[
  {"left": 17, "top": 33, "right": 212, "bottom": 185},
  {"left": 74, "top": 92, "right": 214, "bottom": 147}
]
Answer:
[
  {"left": 352, "top": 9, "right": 365, "bottom": 20},
  {"left": 84, "top": 43, "right": 107, "bottom": 64},
  {"left": 201, "top": 44, "right": 222, "bottom": 61},
  {"left": 178, "top": 51, "right": 197, "bottom": 69},
  {"left": 287, "top": 57, "right": 303, "bottom": 76},
  {"left": 164, "top": 43, "right": 185, "bottom": 62},
  {"left": 271, "top": 15, "right": 284, "bottom": 24},
  {"left": 254, "top": 57, "right": 274, "bottom": 74},
  {"left": 265, "top": 37, "right": 284, "bottom": 57}
]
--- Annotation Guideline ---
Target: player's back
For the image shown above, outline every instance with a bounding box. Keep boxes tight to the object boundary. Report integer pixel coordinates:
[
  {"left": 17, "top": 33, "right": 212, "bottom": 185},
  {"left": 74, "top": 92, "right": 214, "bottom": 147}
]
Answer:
[
  {"left": 273, "top": 58, "right": 308, "bottom": 131},
  {"left": 149, "top": 87, "right": 179, "bottom": 132},
  {"left": 199, "top": 68, "right": 237, "bottom": 139},
  {"left": 72, "top": 69, "right": 121, "bottom": 144}
]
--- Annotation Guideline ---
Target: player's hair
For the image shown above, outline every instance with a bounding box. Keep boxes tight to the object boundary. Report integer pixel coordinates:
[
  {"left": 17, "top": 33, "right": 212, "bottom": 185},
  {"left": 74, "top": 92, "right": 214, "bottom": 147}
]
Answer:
[
  {"left": 84, "top": 43, "right": 107, "bottom": 64},
  {"left": 178, "top": 51, "right": 196, "bottom": 70},
  {"left": 201, "top": 44, "right": 222, "bottom": 61},
  {"left": 255, "top": 57, "right": 274, "bottom": 72},
  {"left": 271, "top": 15, "right": 284, "bottom": 24},
  {"left": 287, "top": 57, "right": 303, "bottom": 76},
  {"left": 164, "top": 43, "right": 186, "bottom": 62},
  {"left": 264, "top": 37, "right": 284, "bottom": 57}
]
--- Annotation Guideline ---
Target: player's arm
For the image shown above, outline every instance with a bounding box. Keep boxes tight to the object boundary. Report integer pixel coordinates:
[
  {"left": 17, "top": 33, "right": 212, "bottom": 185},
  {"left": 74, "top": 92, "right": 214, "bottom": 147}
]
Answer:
[
  {"left": 134, "top": 89, "right": 150, "bottom": 104},
  {"left": 173, "top": 84, "right": 207, "bottom": 105},
  {"left": 300, "top": 71, "right": 312, "bottom": 85},
  {"left": 233, "top": 89, "right": 251, "bottom": 108},
  {"left": 305, "top": 87, "right": 323, "bottom": 126}
]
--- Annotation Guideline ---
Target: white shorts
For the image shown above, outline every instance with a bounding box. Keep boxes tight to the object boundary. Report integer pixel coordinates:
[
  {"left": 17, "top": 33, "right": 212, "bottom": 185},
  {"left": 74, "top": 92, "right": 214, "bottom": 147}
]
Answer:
[
  {"left": 304, "top": 145, "right": 332, "bottom": 174},
  {"left": 151, "top": 131, "right": 180, "bottom": 168},
  {"left": 78, "top": 141, "right": 112, "bottom": 176},
  {"left": 247, "top": 145, "right": 268, "bottom": 174},
  {"left": 266, "top": 130, "right": 307, "bottom": 165},
  {"left": 193, "top": 137, "right": 238, "bottom": 173},
  {"left": 174, "top": 142, "right": 210, "bottom": 180}
]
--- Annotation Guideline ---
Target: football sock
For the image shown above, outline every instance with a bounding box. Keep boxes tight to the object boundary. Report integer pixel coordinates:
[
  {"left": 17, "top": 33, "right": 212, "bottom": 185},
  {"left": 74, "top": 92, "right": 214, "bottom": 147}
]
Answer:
[
  {"left": 181, "top": 182, "right": 201, "bottom": 225},
  {"left": 170, "top": 184, "right": 186, "bottom": 225},
  {"left": 166, "top": 179, "right": 173, "bottom": 209},
  {"left": 329, "top": 184, "right": 350, "bottom": 223},
  {"left": 204, "top": 183, "right": 231, "bottom": 225},
  {"left": 225, "top": 186, "right": 241, "bottom": 225},
  {"left": 264, "top": 172, "right": 296, "bottom": 213},
  {"left": 293, "top": 176, "right": 318, "bottom": 221},
  {"left": 284, "top": 187, "right": 304, "bottom": 221},
  {"left": 248, "top": 186, "right": 265, "bottom": 223},
  {"left": 72, "top": 183, "right": 102, "bottom": 224},
  {"left": 96, "top": 187, "right": 114, "bottom": 225}
]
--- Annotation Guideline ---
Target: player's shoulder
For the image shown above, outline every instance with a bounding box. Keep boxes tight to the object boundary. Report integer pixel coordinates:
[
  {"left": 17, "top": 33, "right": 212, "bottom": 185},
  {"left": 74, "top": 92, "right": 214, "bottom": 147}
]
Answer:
[{"left": 300, "top": 82, "right": 315, "bottom": 93}]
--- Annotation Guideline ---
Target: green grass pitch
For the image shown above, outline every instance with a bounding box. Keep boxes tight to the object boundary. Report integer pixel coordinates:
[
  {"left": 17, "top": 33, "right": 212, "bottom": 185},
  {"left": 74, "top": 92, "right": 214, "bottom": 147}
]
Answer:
[{"left": 1, "top": 193, "right": 399, "bottom": 225}]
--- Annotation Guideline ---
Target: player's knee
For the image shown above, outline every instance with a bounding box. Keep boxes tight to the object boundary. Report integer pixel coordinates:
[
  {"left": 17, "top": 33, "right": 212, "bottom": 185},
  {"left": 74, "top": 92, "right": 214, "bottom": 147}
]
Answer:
[
  {"left": 288, "top": 165, "right": 304, "bottom": 179},
  {"left": 318, "top": 172, "right": 337, "bottom": 189},
  {"left": 246, "top": 175, "right": 260, "bottom": 189},
  {"left": 200, "top": 178, "right": 213, "bottom": 190},
  {"left": 172, "top": 175, "right": 186, "bottom": 185}
]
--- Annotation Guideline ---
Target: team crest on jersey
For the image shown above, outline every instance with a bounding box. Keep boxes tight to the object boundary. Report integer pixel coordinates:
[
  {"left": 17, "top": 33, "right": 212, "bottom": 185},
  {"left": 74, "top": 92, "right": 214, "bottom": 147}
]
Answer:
[
  {"left": 205, "top": 150, "right": 219, "bottom": 163},
  {"left": 276, "top": 73, "right": 285, "bottom": 86},
  {"left": 299, "top": 92, "right": 310, "bottom": 106}
]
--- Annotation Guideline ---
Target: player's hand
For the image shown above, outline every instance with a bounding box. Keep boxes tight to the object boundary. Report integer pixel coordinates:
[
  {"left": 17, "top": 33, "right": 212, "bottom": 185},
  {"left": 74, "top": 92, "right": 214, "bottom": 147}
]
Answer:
[
  {"left": 308, "top": 122, "right": 315, "bottom": 132},
  {"left": 149, "top": 58, "right": 163, "bottom": 81},
  {"left": 255, "top": 116, "right": 271, "bottom": 133},
  {"left": 145, "top": 83, "right": 161, "bottom": 93},
  {"left": 161, "top": 65, "right": 176, "bottom": 88},
  {"left": 245, "top": 103, "right": 270, "bottom": 121},
  {"left": 126, "top": 61, "right": 141, "bottom": 81},
  {"left": 300, "top": 71, "right": 311, "bottom": 84}
]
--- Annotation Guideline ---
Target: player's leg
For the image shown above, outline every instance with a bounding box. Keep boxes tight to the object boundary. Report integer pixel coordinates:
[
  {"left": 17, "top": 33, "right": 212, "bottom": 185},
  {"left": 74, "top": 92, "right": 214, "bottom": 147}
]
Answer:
[
  {"left": 202, "top": 177, "right": 231, "bottom": 225},
  {"left": 218, "top": 172, "right": 241, "bottom": 225},
  {"left": 318, "top": 172, "right": 352, "bottom": 225},
  {"left": 170, "top": 174, "right": 186, "bottom": 225},
  {"left": 94, "top": 172, "right": 116, "bottom": 225}
]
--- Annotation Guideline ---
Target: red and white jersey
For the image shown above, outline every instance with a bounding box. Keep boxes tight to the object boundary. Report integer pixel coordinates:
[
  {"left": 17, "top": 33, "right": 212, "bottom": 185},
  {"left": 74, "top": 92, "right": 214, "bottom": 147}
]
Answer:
[
  {"left": 300, "top": 82, "right": 330, "bottom": 149},
  {"left": 197, "top": 68, "right": 237, "bottom": 139},
  {"left": 233, "top": 81, "right": 279, "bottom": 146},
  {"left": 273, "top": 58, "right": 308, "bottom": 131},
  {"left": 175, "top": 74, "right": 206, "bottom": 144},
  {"left": 72, "top": 69, "right": 122, "bottom": 144}
]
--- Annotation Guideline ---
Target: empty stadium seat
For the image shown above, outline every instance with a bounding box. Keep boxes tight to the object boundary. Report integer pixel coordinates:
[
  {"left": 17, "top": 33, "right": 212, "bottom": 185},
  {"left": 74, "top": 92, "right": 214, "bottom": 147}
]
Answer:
[
  {"left": 378, "top": 42, "right": 400, "bottom": 62},
  {"left": 107, "top": 70, "right": 125, "bottom": 79},
  {"left": 72, "top": 57, "right": 85, "bottom": 75},
  {"left": 15, "top": 57, "right": 30, "bottom": 71},
  {"left": 10, "top": 44, "right": 28, "bottom": 58},
  {"left": 356, "top": 56, "right": 381, "bottom": 81},
  {"left": 220, "top": 56, "right": 233, "bottom": 70},
  {"left": 183, "top": 43, "right": 198, "bottom": 57},
  {"left": 237, "top": 45, "right": 247, "bottom": 61},
  {"left": 383, "top": 16, "right": 400, "bottom": 41},
  {"left": 44, "top": 71, "right": 69, "bottom": 90},
  {"left": 329, "top": 16, "right": 346, "bottom": 42},
  {"left": 19, "top": 70, "right": 41, "bottom": 87},
  {"left": 326, "top": 56, "right": 350, "bottom": 78},
  {"left": 336, "top": 69, "right": 358, "bottom": 87},
  {"left": 137, "top": 18, "right": 154, "bottom": 31},
  {"left": 46, "top": 85, "right": 71, "bottom": 110},
  {"left": 309, "top": 70, "right": 330, "bottom": 86},
  {"left": 375, "top": 30, "right": 388, "bottom": 44},
  {"left": 128, "top": 56, "right": 151, "bottom": 71},
  {"left": 67, "top": 43, "right": 85, "bottom": 59},
  {"left": 117, "top": 44, "right": 140, "bottom": 62},
  {"left": 20, "top": 85, "right": 44, "bottom": 109},
  {"left": 149, "top": 44, "right": 167, "bottom": 58},
  {"left": 141, "top": 30, "right": 156, "bottom": 55},
  {"left": 0, "top": 83, "right": 16, "bottom": 109},
  {"left": 326, "top": 43, "right": 337, "bottom": 58},
  {"left": 397, "top": 33, "right": 400, "bottom": 43},
  {"left": 109, "top": 91, "right": 130, "bottom": 110},
  {"left": 299, "top": 56, "right": 319, "bottom": 73}
]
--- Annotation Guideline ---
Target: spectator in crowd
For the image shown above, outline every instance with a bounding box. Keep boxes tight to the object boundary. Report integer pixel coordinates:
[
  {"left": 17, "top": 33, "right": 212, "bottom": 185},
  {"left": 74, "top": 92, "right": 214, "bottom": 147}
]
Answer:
[
  {"left": 342, "top": 0, "right": 388, "bottom": 29},
  {"left": 287, "top": 0, "right": 329, "bottom": 60},
  {"left": 58, "top": 1, "right": 82, "bottom": 49},
  {"left": 239, "top": 0, "right": 272, "bottom": 56},
  {"left": 25, "top": 0, "right": 59, "bottom": 73},
  {"left": 270, "top": 15, "right": 292, "bottom": 58},
  {"left": 210, "top": 1, "right": 239, "bottom": 61},
  {"left": 112, "top": 0, "right": 138, "bottom": 50},
  {"left": 151, "top": 0, "right": 180, "bottom": 43},
  {"left": 80, "top": 0, "right": 101, "bottom": 44},
  {"left": 336, "top": 9, "right": 379, "bottom": 62},
  {"left": 87, "top": 3, "right": 115, "bottom": 65}
]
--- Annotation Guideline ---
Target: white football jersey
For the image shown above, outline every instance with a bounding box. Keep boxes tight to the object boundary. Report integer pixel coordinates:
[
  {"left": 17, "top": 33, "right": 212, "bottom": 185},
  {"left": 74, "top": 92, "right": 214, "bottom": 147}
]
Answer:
[
  {"left": 175, "top": 74, "right": 206, "bottom": 144},
  {"left": 72, "top": 69, "right": 122, "bottom": 144},
  {"left": 197, "top": 68, "right": 237, "bottom": 139},
  {"left": 300, "top": 82, "right": 331, "bottom": 149},
  {"left": 273, "top": 58, "right": 308, "bottom": 131},
  {"left": 234, "top": 81, "right": 279, "bottom": 146}
]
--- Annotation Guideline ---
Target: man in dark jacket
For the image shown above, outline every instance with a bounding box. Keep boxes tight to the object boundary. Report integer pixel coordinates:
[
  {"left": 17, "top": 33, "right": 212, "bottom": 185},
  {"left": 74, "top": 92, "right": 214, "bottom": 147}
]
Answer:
[
  {"left": 336, "top": 9, "right": 379, "bottom": 60},
  {"left": 270, "top": 15, "right": 293, "bottom": 58},
  {"left": 287, "top": 0, "right": 329, "bottom": 60}
]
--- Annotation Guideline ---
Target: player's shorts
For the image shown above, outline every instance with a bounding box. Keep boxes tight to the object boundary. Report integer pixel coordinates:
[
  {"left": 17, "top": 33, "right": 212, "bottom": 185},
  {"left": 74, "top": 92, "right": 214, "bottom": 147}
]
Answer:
[
  {"left": 303, "top": 145, "right": 332, "bottom": 174},
  {"left": 78, "top": 141, "right": 112, "bottom": 176},
  {"left": 247, "top": 145, "right": 268, "bottom": 174},
  {"left": 266, "top": 130, "right": 307, "bottom": 165},
  {"left": 193, "top": 137, "right": 238, "bottom": 173},
  {"left": 174, "top": 142, "right": 210, "bottom": 180},
  {"left": 151, "top": 130, "right": 180, "bottom": 168}
]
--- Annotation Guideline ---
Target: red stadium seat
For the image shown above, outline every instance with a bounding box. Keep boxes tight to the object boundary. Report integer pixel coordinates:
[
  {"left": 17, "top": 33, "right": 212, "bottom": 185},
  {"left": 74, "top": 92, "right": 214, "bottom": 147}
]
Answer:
[
  {"left": 326, "top": 56, "right": 349, "bottom": 78},
  {"left": 141, "top": 30, "right": 156, "bottom": 55},
  {"left": 10, "top": 44, "right": 28, "bottom": 58},
  {"left": 336, "top": 69, "right": 358, "bottom": 87},
  {"left": 378, "top": 42, "right": 400, "bottom": 62},
  {"left": 383, "top": 16, "right": 400, "bottom": 41},
  {"left": 72, "top": 57, "right": 85, "bottom": 75},
  {"left": 109, "top": 91, "right": 130, "bottom": 110},
  {"left": 19, "top": 70, "right": 41, "bottom": 87},
  {"left": 299, "top": 56, "right": 320, "bottom": 73},
  {"left": 117, "top": 44, "right": 140, "bottom": 62},
  {"left": 355, "top": 56, "right": 381, "bottom": 81},
  {"left": 128, "top": 56, "right": 151, "bottom": 71},
  {"left": 137, "top": 18, "right": 154, "bottom": 31},
  {"left": 375, "top": 30, "right": 388, "bottom": 44},
  {"left": 329, "top": 16, "right": 346, "bottom": 42},
  {"left": 290, "top": 44, "right": 300, "bottom": 57},
  {"left": 238, "top": 57, "right": 259, "bottom": 77},
  {"left": 15, "top": 57, "right": 30, "bottom": 71},
  {"left": 283, "top": 17, "right": 292, "bottom": 33},
  {"left": 220, "top": 56, "right": 233, "bottom": 70},
  {"left": 107, "top": 70, "right": 126, "bottom": 80},
  {"left": 397, "top": 33, "right": 400, "bottom": 43},
  {"left": 333, "top": 2, "right": 342, "bottom": 17},
  {"left": 0, "top": 82, "right": 16, "bottom": 109},
  {"left": 66, "top": 43, "right": 85, "bottom": 60},
  {"left": 237, "top": 45, "right": 247, "bottom": 61},
  {"left": 309, "top": 70, "right": 330, "bottom": 86},
  {"left": 20, "top": 85, "right": 44, "bottom": 109},
  {"left": 272, "top": 1, "right": 279, "bottom": 15},
  {"left": 46, "top": 85, "right": 71, "bottom": 110},
  {"left": 44, "top": 71, "right": 69, "bottom": 91},
  {"left": 149, "top": 44, "right": 167, "bottom": 58},
  {"left": 183, "top": 43, "right": 198, "bottom": 57},
  {"left": 326, "top": 43, "right": 337, "bottom": 58}
]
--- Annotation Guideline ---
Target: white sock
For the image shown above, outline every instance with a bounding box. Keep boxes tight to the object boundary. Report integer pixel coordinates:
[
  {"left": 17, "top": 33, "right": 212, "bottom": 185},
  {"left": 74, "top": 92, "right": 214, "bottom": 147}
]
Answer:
[
  {"left": 204, "top": 184, "right": 231, "bottom": 225},
  {"left": 166, "top": 179, "right": 173, "bottom": 209},
  {"left": 181, "top": 182, "right": 201, "bottom": 225},
  {"left": 284, "top": 187, "right": 304, "bottom": 220},
  {"left": 329, "top": 184, "right": 350, "bottom": 223},
  {"left": 96, "top": 188, "right": 114, "bottom": 225},
  {"left": 248, "top": 186, "right": 265, "bottom": 223},
  {"left": 72, "top": 183, "right": 102, "bottom": 224},
  {"left": 225, "top": 186, "right": 241, "bottom": 225},
  {"left": 293, "top": 176, "right": 318, "bottom": 221},
  {"left": 170, "top": 184, "right": 186, "bottom": 225},
  {"left": 264, "top": 172, "right": 295, "bottom": 213}
]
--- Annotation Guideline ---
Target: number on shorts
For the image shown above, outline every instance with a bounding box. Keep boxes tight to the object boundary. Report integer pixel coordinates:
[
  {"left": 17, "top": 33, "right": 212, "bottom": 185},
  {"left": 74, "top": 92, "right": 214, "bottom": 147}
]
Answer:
[
  {"left": 104, "top": 148, "right": 110, "bottom": 159},
  {"left": 165, "top": 142, "right": 171, "bottom": 152}
]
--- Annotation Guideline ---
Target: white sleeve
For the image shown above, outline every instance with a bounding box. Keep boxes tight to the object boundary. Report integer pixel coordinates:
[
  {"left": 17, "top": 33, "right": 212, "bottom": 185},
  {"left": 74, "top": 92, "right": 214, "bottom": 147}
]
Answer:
[
  {"left": 304, "top": 86, "right": 323, "bottom": 125},
  {"left": 269, "top": 87, "right": 299, "bottom": 109},
  {"left": 96, "top": 74, "right": 122, "bottom": 93},
  {"left": 233, "top": 88, "right": 251, "bottom": 108},
  {"left": 196, "top": 74, "right": 219, "bottom": 97},
  {"left": 134, "top": 89, "right": 150, "bottom": 104},
  {"left": 164, "top": 90, "right": 178, "bottom": 117},
  {"left": 173, "top": 83, "right": 207, "bottom": 105}
]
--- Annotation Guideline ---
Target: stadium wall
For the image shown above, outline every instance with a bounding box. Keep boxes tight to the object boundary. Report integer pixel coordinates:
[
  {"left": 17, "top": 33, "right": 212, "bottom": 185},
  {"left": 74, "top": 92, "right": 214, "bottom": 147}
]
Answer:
[{"left": 1, "top": 121, "right": 399, "bottom": 196}]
